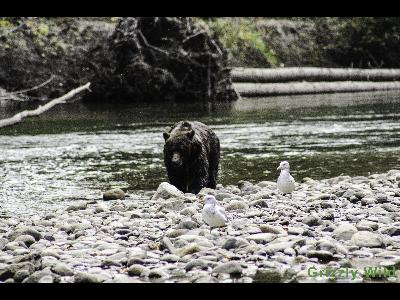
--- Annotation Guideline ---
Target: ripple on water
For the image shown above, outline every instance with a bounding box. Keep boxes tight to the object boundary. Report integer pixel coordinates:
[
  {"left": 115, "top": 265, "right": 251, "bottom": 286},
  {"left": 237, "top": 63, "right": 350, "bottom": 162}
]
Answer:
[{"left": 1, "top": 92, "right": 400, "bottom": 216}]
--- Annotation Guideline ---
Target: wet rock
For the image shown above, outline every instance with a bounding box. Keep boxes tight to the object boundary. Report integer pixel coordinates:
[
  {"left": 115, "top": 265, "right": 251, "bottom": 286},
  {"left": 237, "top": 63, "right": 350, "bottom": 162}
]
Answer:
[
  {"left": 8, "top": 227, "right": 42, "bottom": 241},
  {"left": 74, "top": 272, "right": 105, "bottom": 283},
  {"left": 302, "top": 214, "right": 321, "bottom": 226},
  {"left": 94, "top": 203, "right": 108, "bottom": 213},
  {"left": 287, "top": 227, "right": 304, "bottom": 235},
  {"left": 148, "top": 268, "right": 169, "bottom": 279},
  {"left": 380, "top": 225, "right": 400, "bottom": 236},
  {"left": 158, "top": 199, "right": 185, "bottom": 212},
  {"left": 253, "top": 268, "right": 284, "bottom": 283},
  {"left": 259, "top": 224, "right": 287, "bottom": 235},
  {"left": 128, "top": 264, "right": 148, "bottom": 277},
  {"left": 249, "top": 199, "right": 269, "bottom": 208},
  {"left": 179, "top": 207, "right": 198, "bottom": 217},
  {"left": 361, "top": 197, "right": 377, "bottom": 206},
  {"left": 246, "top": 233, "right": 276, "bottom": 244},
  {"left": 341, "top": 190, "right": 354, "bottom": 199},
  {"left": 177, "top": 243, "right": 202, "bottom": 257},
  {"left": 222, "top": 238, "right": 250, "bottom": 250},
  {"left": 215, "top": 193, "right": 233, "bottom": 202},
  {"left": 65, "top": 201, "right": 87, "bottom": 212},
  {"left": 41, "top": 256, "right": 59, "bottom": 269},
  {"left": 356, "top": 220, "right": 379, "bottom": 231},
  {"left": 185, "top": 259, "right": 209, "bottom": 271},
  {"left": 43, "top": 235, "right": 55, "bottom": 242},
  {"left": 127, "top": 248, "right": 147, "bottom": 266},
  {"left": 5, "top": 241, "right": 27, "bottom": 251},
  {"left": 381, "top": 203, "right": 400, "bottom": 212},
  {"left": 332, "top": 224, "right": 358, "bottom": 241},
  {"left": 177, "top": 220, "right": 198, "bottom": 230},
  {"left": 102, "top": 252, "right": 127, "bottom": 268},
  {"left": 265, "top": 237, "right": 306, "bottom": 254},
  {"left": 160, "top": 254, "right": 180, "bottom": 263},
  {"left": 0, "top": 238, "right": 7, "bottom": 250},
  {"left": 165, "top": 229, "right": 188, "bottom": 239},
  {"left": 375, "top": 194, "right": 388, "bottom": 203},
  {"left": 307, "top": 250, "right": 334, "bottom": 262},
  {"left": 14, "top": 235, "right": 36, "bottom": 247},
  {"left": 14, "top": 269, "right": 32, "bottom": 283},
  {"left": 38, "top": 275, "right": 54, "bottom": 283},
  {"left": 22, "top": 268, "right": 59, "bottom": 283},
  {"left": 351, "top": 231, "right": 384, "bottom": 248},
  {"left": 225, "top": 200, "right": 249, "bottom": 211},
  {"left": 51, "top": 263, "right": 74, "bottom": 276},
  {"left": 212, "top": 262, "right": 242, "bottom": 275},
  {"left": 103, "top": 188, "right": 126, "bottom": 200},
  {"left": 0, "top": 262, "right": 35, "bottom": 282}
]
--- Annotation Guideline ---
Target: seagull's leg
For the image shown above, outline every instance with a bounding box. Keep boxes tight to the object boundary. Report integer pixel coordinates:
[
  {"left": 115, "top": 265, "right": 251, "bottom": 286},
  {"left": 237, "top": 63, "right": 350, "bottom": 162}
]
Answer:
[{"left": 210, "top": 226, "right": 212, "bottom": 234}]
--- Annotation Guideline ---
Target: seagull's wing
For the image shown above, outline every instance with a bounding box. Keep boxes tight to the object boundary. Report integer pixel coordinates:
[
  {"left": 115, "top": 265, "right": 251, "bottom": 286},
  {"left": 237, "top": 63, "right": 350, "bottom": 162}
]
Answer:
[
  {"left": 289, "top": 174, "right": 296, "bottom": 184},
  {"left": 216, "top": 205, "right": 228, "bottom": 222}
]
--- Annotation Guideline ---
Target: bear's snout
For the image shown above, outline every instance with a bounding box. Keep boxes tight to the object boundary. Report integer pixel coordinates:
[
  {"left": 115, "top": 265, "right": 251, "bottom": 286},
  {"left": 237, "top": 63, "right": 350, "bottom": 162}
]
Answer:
[{"left": 171, "top": 152, "right": 183, "bottom": 167}]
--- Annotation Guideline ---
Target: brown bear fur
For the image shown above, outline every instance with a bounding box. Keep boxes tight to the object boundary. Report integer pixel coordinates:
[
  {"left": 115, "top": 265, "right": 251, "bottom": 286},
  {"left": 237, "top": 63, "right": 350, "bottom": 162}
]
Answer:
[{"left": 163, "top": 121, "right": 220, "bottom": 194}]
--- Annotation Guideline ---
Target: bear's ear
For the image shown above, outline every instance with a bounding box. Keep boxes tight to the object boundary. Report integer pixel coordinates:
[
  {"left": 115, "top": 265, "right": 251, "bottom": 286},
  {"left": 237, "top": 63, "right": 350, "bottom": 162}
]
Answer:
[
  {"left": 163, "top": 132, "right": 170, "bottom": 141},
  {"left": 186, "top": 129, "right": 195, "bottom": 139}
]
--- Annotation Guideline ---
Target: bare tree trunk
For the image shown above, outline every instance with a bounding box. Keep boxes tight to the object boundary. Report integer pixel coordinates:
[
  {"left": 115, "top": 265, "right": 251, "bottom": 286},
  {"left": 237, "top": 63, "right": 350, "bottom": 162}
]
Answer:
[
  {"left": 231, "top": 67, "right": 400, "bottom": 83},
  {"left": 233, "top": 81, "right": 400, "bottom": 97},
  {"left": 0, "top": 83, "right": 91, "bottom": 128}
]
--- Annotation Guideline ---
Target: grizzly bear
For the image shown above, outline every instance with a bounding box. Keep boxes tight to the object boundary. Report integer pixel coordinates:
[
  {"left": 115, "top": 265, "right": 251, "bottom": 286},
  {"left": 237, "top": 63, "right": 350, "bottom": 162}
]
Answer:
[{"left": 163, "top": 121, "right": 220, "bottom": 194}]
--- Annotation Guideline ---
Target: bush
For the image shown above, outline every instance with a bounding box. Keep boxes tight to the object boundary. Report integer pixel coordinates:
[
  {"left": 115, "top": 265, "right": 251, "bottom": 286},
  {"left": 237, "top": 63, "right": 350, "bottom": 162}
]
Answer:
[{"left": 200, "top": 18, "right": 278, "bottom": 68}]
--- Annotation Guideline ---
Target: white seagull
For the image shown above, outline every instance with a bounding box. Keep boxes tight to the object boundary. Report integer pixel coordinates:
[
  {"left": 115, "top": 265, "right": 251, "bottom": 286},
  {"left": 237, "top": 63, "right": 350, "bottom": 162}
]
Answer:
[
  {"left": 202, "top": 195, "right": 228, "bottom": 234},
  {"left": 277, "top": 160, "right": 296, "bottom": 197}
]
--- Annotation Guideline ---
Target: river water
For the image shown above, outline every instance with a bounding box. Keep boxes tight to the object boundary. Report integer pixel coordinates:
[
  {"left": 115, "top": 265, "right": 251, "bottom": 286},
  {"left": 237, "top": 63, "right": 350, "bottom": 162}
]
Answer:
[{"left": 1, "top": 91, "right": 400, "bottom": 216}]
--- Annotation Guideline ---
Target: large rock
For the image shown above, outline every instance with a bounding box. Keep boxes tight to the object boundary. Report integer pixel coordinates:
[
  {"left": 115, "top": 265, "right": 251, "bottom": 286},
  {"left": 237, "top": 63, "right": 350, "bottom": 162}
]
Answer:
[
  {"left": 222, "top": 237, "right": 250, "bottom": 250},
  {"left": 8, "top": 227, "right": 42, "bottom": 242},
  {"left": 212, "top": 262, "right": 243, "bottom": 275},
  {"left": 74, "top": 272, "right": 105, "bottom": 283},
  {"left": 259, "top": 224, "right": 287, "bottom": 235},
  {"left": 152, "top": 182, "right": 185, "bottom": 200},
  {"left": 246, "top": 233, "right": 277, "bottom": 244},
  {"left": 351, "top": 231, "right": 384, "bottom": 248},
  {"left": 225, "top": 200, "right": 249, "bottom": 211},
  {"left": 332, "top": 224, "right": 358, "bottom": 241},
  {"left": 103, "top": 188, "right": 126, "bottom": 200}
]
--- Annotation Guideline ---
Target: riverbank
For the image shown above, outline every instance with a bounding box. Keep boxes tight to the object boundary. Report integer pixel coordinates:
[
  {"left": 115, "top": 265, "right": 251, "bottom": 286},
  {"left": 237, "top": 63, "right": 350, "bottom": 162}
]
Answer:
[{"left": 1, "top": 170, "right": 399, "bottom": 283}]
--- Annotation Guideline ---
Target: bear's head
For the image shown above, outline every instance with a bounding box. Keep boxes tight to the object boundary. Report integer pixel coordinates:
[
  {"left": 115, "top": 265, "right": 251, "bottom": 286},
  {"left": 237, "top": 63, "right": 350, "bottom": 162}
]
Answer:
[{"left": 163, "top": 122, "right": 200, "bottom": 169}]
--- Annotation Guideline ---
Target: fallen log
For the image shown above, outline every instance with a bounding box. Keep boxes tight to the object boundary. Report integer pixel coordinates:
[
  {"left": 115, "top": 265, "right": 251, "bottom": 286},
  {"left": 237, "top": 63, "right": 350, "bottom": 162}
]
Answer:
[
  {"left": 0, "top": 82, "right": 91, "bottom": 128},
  {"left": 231, "top": 67, "right": 400, "bottom": 83},
  {"left": 233, "top": 81, "right": 400, "bottom": 97}
]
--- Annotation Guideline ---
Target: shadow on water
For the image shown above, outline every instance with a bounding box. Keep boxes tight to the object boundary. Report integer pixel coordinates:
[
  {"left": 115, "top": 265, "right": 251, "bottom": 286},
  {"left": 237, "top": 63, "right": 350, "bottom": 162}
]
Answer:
[{"left": 1, "top": 90, "right": 400, "bottom": 215}]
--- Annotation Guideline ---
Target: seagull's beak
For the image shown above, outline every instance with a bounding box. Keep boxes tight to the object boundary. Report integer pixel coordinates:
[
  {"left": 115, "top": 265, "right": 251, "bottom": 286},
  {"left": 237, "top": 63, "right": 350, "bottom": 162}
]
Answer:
[{"left": 277, "top": 165, "right": 281, "bottom": 170}]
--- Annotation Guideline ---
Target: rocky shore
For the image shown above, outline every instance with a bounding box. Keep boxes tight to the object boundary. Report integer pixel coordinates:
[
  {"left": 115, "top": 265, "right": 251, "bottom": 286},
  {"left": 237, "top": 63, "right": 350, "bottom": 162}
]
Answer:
[{"left": 1, "top": 170, "right": 400, "bottom": 283}]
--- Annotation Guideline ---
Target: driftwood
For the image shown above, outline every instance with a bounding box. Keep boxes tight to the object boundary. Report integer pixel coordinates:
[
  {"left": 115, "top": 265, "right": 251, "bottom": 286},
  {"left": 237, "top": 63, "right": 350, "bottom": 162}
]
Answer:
[
  {"left": 231, "top": 67, "right": 400, "bottom": 83},
  {"left": 0, "top": 82, "right": 91, "bottom": 128},
  {"left": 233, "top": 81, "right": 400, "bottom": 97}
]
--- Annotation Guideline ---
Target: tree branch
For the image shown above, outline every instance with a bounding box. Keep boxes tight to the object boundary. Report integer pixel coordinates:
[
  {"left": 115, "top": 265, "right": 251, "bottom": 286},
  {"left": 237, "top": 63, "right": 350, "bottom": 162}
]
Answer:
[
  {"left": 12, "top": 75, "right": 55, "bottom": 95},
  {"left": 0, "top": 75, "right": 56, "bottom": 101},
  {"left": 0, "top": 82, "right": 91, "bottom": 128}
]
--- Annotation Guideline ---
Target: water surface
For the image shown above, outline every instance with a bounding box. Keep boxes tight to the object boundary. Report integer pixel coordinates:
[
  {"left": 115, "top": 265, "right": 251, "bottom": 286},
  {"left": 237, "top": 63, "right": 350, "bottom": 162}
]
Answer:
[{"left": 1, "top": 91, "right": 400, "bottom": 216}]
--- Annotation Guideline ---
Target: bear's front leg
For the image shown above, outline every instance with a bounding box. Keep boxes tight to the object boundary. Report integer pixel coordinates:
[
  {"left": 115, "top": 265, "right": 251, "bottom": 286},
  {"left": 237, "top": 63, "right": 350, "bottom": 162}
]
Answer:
[
  {"left": 189, "top": 165, "right": 209, "bottom": 194},
  {"left": 167, "top": 169, "right": 187, "bottom": 192}
]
